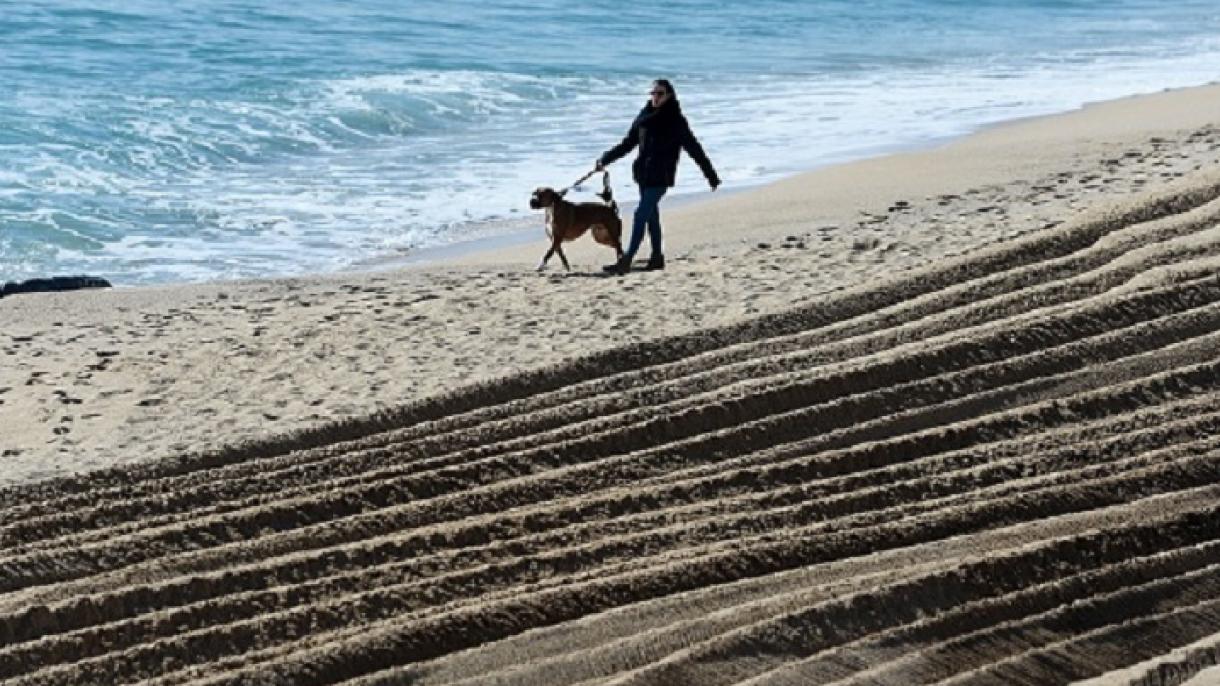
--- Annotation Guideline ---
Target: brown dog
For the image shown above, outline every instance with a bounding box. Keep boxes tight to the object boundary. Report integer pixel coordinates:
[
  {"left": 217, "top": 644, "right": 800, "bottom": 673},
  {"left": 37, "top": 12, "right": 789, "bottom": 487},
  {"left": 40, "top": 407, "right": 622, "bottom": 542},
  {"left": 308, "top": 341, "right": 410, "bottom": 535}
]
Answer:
[{"left": 529, "top": 187, "right": 623, "bottom": 271}]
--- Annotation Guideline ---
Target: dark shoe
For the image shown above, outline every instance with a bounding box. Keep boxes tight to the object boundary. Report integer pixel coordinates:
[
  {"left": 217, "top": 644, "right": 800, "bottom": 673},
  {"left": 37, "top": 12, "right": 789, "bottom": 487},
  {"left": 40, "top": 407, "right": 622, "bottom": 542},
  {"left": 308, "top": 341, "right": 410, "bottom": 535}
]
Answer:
[
  {"left": 602, "top": 258, "right": 631, "bottom": 275},
  {"left": 643, "top": 255, "right": 665, "bottom": 271}
]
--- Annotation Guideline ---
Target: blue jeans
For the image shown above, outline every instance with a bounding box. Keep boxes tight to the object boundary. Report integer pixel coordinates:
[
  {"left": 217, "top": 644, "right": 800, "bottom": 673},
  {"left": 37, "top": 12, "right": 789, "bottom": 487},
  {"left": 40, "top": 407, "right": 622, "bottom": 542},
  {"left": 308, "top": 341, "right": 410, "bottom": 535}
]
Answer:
[{"left": 625, "top": 185, "right": 667, "bottom": 262}]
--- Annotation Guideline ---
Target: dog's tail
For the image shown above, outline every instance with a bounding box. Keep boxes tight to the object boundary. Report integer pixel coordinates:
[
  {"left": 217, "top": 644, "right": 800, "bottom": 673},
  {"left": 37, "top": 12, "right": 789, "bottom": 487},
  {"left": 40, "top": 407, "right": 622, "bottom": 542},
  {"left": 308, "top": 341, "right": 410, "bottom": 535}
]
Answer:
[{"left": 598, "top": 171, "right": 619, "bottom": 216}]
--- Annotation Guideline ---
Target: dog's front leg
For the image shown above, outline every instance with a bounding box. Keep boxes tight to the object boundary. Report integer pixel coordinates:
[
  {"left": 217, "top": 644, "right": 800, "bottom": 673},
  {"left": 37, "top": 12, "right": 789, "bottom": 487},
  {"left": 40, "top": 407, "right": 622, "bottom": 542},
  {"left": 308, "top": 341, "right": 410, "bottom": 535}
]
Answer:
[
  {"left": 538, "top": 237, "right": 562, "bottom": 271},
  {"left": 537, "top": 246, "right": 554, "bottom": 271},
  {"left": 555, "top": 244, "right": 571, "bottom": 271}
]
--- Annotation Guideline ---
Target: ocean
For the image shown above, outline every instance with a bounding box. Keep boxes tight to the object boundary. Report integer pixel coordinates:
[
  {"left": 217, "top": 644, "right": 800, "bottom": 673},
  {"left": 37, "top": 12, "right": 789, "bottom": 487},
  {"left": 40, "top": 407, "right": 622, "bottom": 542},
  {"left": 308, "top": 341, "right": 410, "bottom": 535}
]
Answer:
[{"left": 1, "top": 0, "right": 1219, "bottom": 285}]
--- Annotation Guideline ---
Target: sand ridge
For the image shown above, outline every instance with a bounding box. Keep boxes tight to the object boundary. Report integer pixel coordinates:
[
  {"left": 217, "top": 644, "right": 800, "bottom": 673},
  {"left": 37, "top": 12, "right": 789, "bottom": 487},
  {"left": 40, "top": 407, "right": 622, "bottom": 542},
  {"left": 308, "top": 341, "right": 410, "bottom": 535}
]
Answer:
[{"left": 2, "top": 156, "right": 1220, "bottom": 683}]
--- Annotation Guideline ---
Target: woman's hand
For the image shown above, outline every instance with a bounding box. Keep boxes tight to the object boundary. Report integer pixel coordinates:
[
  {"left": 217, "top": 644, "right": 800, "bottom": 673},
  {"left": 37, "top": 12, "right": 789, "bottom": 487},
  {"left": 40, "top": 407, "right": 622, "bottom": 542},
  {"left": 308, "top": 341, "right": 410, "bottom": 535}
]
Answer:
[{"left": 594, "top": 160, "right": 605, "bottom": 172}]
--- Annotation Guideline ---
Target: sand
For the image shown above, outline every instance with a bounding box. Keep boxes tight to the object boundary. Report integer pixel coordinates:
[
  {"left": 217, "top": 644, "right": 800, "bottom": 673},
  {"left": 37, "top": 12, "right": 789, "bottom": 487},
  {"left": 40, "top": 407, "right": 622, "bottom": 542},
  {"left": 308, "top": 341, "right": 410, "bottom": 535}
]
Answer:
[
  {"left": 1, "top": 83, "right": 1220, "bottom": 684},
  {"left": 3, "top": 84, "right": 1220, "bottom": 485}
]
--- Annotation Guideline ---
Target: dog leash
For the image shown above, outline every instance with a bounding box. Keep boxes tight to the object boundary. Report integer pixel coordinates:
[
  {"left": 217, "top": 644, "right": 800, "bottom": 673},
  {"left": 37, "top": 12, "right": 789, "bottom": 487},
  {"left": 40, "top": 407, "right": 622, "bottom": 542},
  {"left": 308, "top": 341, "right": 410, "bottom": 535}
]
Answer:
[
  {"left": 557, "top": 169, "right": 599, "bottom": 196},
  {"left": 559, "top": 169, "right": 617, "bottom": 214}
]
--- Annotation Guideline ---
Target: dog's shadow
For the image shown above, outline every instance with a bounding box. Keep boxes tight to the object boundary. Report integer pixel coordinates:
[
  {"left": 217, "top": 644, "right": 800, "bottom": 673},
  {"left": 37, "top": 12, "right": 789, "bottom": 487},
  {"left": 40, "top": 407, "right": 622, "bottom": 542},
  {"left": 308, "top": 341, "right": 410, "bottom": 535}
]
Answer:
[{"left": 538, "top": 270, "right": 620, "bottom": 280}]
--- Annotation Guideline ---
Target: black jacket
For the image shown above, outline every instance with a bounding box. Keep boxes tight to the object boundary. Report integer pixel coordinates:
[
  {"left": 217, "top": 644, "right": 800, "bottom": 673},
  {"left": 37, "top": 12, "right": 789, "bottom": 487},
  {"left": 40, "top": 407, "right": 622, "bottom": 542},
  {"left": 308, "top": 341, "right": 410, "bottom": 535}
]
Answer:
[{"left": 599, "top": 98, "right": 719, "bottom": 189}]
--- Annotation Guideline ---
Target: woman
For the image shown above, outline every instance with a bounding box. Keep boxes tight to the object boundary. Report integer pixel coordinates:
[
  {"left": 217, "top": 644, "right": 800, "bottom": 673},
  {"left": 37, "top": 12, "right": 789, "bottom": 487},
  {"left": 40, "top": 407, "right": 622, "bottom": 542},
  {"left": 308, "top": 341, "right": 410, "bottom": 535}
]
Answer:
[{"left": 596, "top": 79, "right": 720, "bottom": 274}]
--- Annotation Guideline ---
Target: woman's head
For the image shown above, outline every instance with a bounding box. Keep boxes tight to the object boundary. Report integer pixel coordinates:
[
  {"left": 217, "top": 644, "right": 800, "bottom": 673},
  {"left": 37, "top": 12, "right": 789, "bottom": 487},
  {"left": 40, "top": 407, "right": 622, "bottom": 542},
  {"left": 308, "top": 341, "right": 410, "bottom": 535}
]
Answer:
[{"left": 649, "top": 79, "right": 675, "bottom": 107}]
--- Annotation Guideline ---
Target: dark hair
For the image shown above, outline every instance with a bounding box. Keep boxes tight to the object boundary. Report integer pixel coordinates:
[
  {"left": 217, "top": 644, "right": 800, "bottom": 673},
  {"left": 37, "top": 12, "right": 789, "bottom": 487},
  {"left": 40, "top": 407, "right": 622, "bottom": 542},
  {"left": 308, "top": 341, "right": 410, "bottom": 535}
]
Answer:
[{"left": 653, "top": 79, "right": 676, "bottom": 98}]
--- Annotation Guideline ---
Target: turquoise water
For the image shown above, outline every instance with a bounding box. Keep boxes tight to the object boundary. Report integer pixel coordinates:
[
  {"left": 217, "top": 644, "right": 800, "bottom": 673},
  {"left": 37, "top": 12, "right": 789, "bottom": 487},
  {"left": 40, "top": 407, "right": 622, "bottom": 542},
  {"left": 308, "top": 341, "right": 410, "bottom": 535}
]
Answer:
[{"left": 1, "top": 1, "right": 1218, "bottom": 284}]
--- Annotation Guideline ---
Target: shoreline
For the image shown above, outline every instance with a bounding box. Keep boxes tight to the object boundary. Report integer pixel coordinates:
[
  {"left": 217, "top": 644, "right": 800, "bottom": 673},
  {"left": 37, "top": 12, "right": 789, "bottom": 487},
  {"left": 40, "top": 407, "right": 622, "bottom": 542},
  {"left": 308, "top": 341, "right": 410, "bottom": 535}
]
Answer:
[
  {"left": 2, "top": 82, "right": 1220, "bottom": 484},
  {"left": 28, "top": 81, "right": 1212, "bottom": 287},
  {"left": 366, "top": 82, "right": 1220, "bottom": 272},
  {"left": 322, "top": 179, "right": 761, "bottom": 275},
  {"left": 438, "top": 81, "right": 1220, "bottom": 269}
]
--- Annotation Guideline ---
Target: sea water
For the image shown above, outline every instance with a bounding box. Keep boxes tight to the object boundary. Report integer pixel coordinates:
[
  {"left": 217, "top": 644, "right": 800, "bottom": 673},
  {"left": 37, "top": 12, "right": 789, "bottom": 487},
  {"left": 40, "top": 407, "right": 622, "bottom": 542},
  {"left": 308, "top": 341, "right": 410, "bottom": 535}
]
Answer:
[{"left": 1, "top": 0, "right": 1218, "bottom": 284}]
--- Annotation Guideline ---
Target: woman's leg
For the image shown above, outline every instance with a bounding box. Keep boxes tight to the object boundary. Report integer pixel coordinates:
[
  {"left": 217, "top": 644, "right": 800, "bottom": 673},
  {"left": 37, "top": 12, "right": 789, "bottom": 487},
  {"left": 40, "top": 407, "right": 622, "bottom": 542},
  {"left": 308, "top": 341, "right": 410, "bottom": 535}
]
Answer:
[
  {"left": 625, "top": 186, "right": 666, "bottom": 262},
  {"left": 645, "top": 187, "right": 666, "bottom": 262}
]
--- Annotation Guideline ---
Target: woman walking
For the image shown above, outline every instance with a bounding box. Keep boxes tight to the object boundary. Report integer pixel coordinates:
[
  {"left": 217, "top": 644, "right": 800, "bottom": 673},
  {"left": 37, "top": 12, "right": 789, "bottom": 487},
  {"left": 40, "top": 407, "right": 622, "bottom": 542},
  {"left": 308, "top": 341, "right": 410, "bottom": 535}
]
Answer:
[{"left": 596, "top": 79, "right": 720, "bottom": 274}]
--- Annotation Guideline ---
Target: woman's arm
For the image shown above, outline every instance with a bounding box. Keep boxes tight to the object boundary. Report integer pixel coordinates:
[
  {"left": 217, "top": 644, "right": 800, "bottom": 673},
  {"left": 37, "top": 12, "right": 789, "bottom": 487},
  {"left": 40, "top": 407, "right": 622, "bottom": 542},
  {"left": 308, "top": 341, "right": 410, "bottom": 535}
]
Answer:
[
  {"left": 599, "top": 121, "right": 639, "bottom": 167},
  {"left": 681, "top": 118, "right": 720, "bottom": 189}
]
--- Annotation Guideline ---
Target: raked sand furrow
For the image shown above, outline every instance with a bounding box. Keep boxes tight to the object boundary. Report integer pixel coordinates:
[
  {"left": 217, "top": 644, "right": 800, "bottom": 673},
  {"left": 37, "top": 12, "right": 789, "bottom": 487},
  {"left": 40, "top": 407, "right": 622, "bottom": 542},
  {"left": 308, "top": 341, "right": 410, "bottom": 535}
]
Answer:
[
  {"left": 934, "top": 597, "right": 1220, "bottom": 686},
  {"left": 389, "top": 516, "right": 1220, "bottom": 686},
  {"left": 7, "top": 406, "right": 1217, "bottom": 676},
  {"left": 147, "top": 457, "right": 1220, "bottom": 686},
  {"left": 0, "top": 366, "right": 1205, "bottom": 649},
  {"left": 643, "top": 342, "right": 1220, "bottom": 489},
  {"left": 741, "top": 550, "right": 1220, "bottom": 686},
  {"left": 4, "top": 351, "right": 1215, "bottom": 678},
  {"left": 1076, "top": 631, "right": 1220, "bottom": 686},
  {"left": 346, "top": 486, "right": 1220, "bottom": 686},
  {"left": 7, "top": 388, "right": 1216, "bottom": 670},
  {"left": 750, "top": 565, "right": 1220, "bottom": 686},
  {"left": 33, "top": 456, "right": 1215, "bottom": 683},
  {"left": 5, "top": 296, "right": 1217, "bottom": 606},
  {"left": 636, "top": 294, "right": 1220, "bottom": 491},
  {"left": 187, "top": 444, "right": 1220, "bottom": 678},
  {"left": 748, "top": 546, "right": 1220, "bottom": 685},
  {"left": 609, "top": 529, "right": 1220, "bottom": 686},
  {"left": 16, "top": 436, "right": 1220, "bottom": 668},
  {"left": 4, "top": 338, "right": 1219, "bottom": 635},
  {"left": 189, "top": 496, "right": 1220, "bottom": 686},
  {"left": 27, "top": 449, "right": 1220, "bottom": 686},
  {"left": 169, "top": 483, "right": 1220, "bottom": 683}
]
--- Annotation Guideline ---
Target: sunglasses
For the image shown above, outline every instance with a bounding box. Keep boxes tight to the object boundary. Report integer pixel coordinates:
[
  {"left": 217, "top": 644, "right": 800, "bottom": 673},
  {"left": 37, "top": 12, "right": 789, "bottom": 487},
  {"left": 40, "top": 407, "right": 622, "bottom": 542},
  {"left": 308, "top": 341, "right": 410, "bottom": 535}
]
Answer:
[{"left": 649, "top": 90, "right": 666, "bottom": 96}]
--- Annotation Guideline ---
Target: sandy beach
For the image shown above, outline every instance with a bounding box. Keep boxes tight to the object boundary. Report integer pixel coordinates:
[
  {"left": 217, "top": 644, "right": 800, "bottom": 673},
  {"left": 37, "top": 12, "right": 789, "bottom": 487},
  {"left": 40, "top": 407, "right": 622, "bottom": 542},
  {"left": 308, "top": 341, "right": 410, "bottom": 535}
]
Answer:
[
  {"left": 2, "top": 83, "right": 1220, "bottom": 684},
  {"left": 3, "top": 84, "right": 1220, "bottom": 485}
]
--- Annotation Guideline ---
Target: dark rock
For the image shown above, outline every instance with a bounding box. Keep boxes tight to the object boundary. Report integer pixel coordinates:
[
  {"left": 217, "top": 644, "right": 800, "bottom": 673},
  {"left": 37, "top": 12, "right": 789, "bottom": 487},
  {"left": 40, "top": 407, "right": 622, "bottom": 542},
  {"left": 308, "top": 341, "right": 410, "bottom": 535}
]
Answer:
[{"left": 1, "top": 276, "right": 111, "bottom": 298}]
